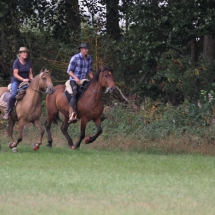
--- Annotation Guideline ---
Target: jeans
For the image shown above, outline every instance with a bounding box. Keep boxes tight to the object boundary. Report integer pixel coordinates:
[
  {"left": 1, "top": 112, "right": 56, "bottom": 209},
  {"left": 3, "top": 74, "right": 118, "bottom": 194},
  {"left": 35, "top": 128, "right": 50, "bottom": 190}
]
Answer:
[
  {"left": 69, "top": 80, "right": 78, "bottom": 109},
  {"left": 11, "top": 81, "right": 20, "bottom": 99},
  {"left": 7, "top": 81, "right": 21, "bottom": 113}
]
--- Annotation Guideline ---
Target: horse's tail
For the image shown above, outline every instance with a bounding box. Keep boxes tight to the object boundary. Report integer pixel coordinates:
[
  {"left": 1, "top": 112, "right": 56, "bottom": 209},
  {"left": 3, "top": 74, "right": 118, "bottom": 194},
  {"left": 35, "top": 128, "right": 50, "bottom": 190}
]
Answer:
[
  {"left": 53, "top": 111, "right": 62, "bottom": 124},
  {"left": 44, "top": 111, "right": 62, "bottom": 127}
]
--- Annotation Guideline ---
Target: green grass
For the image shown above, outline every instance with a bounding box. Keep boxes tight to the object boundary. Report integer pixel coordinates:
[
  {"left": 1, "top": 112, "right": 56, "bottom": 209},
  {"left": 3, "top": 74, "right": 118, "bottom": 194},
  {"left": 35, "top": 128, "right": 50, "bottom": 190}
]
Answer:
[{"left": 1, "top": 144, "right": 215, "bottom": 215}]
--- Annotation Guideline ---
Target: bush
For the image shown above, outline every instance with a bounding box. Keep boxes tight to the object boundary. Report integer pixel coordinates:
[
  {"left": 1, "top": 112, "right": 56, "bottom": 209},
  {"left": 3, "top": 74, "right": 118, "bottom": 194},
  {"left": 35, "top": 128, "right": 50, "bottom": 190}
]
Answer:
[{"left": 102, "top": 100, "right": 215, "bottom": 142}]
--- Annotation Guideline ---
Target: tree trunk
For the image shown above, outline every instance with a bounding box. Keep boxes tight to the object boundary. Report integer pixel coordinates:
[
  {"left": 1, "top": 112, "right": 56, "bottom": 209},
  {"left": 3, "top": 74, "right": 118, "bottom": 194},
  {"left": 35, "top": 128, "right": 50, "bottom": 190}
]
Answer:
[
  {"left": 203, "top": 35, "right": 215, "bottom": 61},
  {"left": 106, "top": 0, "right": 121, "bottom": 40},
  {"left": 65, "top": 0, "right": 81, "bottom": 34},
  {"left": 190, "top": 38, "right": 197, "bottom": 62}
]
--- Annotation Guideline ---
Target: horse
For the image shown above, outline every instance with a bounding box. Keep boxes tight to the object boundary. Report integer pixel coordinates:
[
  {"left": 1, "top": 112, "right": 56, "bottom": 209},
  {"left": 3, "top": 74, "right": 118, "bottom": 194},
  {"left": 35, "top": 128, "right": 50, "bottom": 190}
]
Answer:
[
  {"left": 45, "top": 65, "right": 116, "bottom": 149},
  {"left": 0, "top": 68, "right": 54, "bottom": 152},
  {"left": 0, "top": 87, "right": 8, "bottom": 114}
]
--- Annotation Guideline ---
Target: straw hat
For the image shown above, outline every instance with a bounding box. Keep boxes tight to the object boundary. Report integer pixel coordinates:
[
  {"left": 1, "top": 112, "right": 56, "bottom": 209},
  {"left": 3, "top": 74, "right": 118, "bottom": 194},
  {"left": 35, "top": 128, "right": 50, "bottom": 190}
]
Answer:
[{"left": 19, "top": 47, "right": 29, "bottom": 52}]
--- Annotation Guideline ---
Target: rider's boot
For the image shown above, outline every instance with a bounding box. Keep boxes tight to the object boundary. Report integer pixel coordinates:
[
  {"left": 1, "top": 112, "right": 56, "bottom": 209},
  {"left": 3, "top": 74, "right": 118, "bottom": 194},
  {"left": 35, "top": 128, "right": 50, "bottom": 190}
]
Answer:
[{"left": 69, "top": 98, "right": 77, "bottom": 123}]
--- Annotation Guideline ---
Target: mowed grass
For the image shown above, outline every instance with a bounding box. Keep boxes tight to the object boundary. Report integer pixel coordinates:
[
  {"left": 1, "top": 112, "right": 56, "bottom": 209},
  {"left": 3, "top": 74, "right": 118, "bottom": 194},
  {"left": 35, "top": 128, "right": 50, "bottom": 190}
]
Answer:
[{"left": 1, "top": 146, "right": 215, "bottom": 215}]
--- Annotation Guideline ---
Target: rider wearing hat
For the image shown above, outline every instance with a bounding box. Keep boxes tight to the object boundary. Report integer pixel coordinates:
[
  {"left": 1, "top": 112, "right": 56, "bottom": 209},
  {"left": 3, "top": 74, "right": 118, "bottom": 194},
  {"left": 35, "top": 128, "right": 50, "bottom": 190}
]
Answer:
[
  {"left": 67, "top": 42, "right": 94, "bottom": 123},
  {"left": 3, "top": 47, "right": 33, "bottom": 120}
]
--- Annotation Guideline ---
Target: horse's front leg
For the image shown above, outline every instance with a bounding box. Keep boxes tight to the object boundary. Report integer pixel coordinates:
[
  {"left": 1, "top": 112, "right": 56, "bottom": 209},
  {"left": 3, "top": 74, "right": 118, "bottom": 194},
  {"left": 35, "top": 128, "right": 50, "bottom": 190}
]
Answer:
[
  {"left": 32, "top": 118, "right": 45, "bottom": 151},
  {"left": 85, "top": 117, "right": 102, "bottom": 144},
  {"left": 73, "top": 118, "right": 88, "bottom": 149}
]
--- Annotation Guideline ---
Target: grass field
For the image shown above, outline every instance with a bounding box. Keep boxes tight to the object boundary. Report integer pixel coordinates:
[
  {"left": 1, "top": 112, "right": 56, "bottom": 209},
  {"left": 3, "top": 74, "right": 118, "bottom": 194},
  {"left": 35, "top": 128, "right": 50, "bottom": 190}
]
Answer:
[{"left": 1, "top": 142, "right": 215, "bottom": 215}]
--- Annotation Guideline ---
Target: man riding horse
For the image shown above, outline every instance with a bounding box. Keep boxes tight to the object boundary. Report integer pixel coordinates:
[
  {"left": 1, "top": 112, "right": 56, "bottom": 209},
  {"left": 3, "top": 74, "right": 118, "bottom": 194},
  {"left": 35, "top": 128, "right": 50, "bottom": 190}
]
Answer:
[{"left": 67, "top": 42, "right": 94, "bottom": 123}]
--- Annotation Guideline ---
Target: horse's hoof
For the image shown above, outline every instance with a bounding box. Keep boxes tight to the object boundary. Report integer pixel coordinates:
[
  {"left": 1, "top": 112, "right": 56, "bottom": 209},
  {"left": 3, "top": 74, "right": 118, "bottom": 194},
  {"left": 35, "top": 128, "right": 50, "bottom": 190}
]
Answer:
[
  {"left": 46, "top": 144, "right": 52, "bottom": 148},
  {"left": 69, "top": 145, "right": 75, "bottom": 150},
  {"left": 85, "top": 136, "right": 91, "bottom": 144},
  {"left": 33, "top": 143, "right": 40, "bottom": 151},
  {"left": 8, "top": 142, "right": 14, "bottom": 148},
  {"left": 12, "top": 147, "right": 18, "bottom": 153}
]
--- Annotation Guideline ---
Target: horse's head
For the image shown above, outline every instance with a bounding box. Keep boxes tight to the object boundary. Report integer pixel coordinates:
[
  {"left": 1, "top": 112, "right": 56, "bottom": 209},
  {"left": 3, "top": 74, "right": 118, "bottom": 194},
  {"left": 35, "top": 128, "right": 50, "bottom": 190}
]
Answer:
[
  {"left": 39, "top": 68, "right": 54, "bottom": 94},
  {"left": 100, "top": 65, "right": 116, "bottom": 93}
]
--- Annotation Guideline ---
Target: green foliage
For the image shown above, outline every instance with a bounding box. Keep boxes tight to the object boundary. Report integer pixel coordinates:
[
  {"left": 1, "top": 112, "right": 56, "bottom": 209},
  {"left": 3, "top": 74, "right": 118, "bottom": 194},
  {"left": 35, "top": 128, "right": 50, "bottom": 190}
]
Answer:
[
  {"left": 103, "top": 101, "right": 215, "bottom": 141},
  {"left": 152, "top": 49, "right": 215, "bottom": 103},
  {"left": 115, "top": 0, "right": 215, "bottom": 101},
  {"left": 0, "top": 76, "right": 4, "bottom": 86}
]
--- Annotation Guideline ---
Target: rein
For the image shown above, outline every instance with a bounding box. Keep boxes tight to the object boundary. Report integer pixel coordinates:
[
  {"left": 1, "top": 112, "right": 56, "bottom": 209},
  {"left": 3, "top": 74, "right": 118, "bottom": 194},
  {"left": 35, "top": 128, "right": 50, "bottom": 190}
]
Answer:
[
  {"left": 29, "top": 87, "right": 46, "bottom": 94},
  {"left": 91, "top": 70, "right": 109, "bottom": 94},
  {"left": 28, "top": 74, "right": 48, "bottom": 94},
  {"left": 92, "top": 89, "right": 105, "bottom": 94}
]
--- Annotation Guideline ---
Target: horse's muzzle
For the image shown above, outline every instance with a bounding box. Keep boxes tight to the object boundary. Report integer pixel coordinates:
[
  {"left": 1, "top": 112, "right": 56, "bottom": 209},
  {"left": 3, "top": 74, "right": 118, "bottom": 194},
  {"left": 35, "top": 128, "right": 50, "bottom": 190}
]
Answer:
[
  {"left": 105, "top": 86, "right": 115, "bottom": 93},
  {"left": 46, "top": 87, "right": 54, "bottom": 95}
]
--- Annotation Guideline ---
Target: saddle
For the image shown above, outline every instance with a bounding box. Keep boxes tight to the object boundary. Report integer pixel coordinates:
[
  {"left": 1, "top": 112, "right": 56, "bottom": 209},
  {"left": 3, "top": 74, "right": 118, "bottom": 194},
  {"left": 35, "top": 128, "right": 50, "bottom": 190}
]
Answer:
[
  {"left": 0, "top": 82, "right": 29, "bottom": 108},
  {"left": 64, "top": 79, "right": 89, "bottom": 103},
  {"left": 15, "top": 82, "right": 29, "bottom": 101},
  {"left": 0, "top": 91, "right": 11, "bottom": 107}
]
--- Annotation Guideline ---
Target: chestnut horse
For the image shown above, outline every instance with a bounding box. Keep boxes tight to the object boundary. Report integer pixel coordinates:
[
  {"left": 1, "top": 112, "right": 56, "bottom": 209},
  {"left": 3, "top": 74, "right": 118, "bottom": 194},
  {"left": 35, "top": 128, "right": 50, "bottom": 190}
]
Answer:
[
  {"left": 0, "top": 68, "right": 54, "bottom": 152},
  {"left": 45, "top": 66, "right": 115, "bottom": 149}
]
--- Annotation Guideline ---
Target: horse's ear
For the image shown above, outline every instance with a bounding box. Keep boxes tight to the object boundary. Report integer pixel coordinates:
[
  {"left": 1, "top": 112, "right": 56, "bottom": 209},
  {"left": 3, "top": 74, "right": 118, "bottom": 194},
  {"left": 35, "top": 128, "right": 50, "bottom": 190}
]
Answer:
[
  {"left": 100, "top": 65, "right": 104, "bottom": 71},
  {"left": 41, "top": 67, "right": 45, "bottom": 72},
  {"left": 49, "top": 69, "right": 52, "bottom": 74}
]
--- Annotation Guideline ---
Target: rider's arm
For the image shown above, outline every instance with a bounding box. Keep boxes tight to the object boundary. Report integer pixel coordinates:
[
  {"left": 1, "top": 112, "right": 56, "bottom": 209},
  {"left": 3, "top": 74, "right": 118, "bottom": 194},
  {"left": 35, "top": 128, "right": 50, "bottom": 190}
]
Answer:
[
  {"left": 29, "top": 68, "right": 33, "bottom": 80},
  {"left": 68, "top": 71, "right": 80, "bottom": 84},
  {"left": 88, "top": 71, "right": 94, "bottom": 79},
  {"left": 67, "top": 56, "right": 80, "bottom": 84},
  {"left": 13, "top": 69, "right": 28, "bottom": 82}
]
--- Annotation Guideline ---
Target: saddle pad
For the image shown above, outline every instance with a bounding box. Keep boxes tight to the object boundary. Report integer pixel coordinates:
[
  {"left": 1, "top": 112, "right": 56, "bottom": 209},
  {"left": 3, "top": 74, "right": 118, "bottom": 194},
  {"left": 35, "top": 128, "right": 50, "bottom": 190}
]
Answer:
[
  {"left": 65, "top": 79, "right": 89, "bottom": 95},
  {"left": 0, "top": 91, "right": 11, "bottom": 107},
  {"left": 65, "top": 80, "right": 73, "bottom": 95}
]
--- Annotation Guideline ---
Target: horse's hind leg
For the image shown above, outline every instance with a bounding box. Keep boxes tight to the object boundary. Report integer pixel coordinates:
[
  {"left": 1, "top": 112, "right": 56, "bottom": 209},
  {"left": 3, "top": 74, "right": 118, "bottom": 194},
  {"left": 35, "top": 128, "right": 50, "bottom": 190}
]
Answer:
[
  {"left": 9, "top": 119, "right": 25, "bottom": 149},
  {"left": 33, "top": 118, "right": 45, "bottom": 150},
  {"left": 85, "top": 117, "right": 102, "bottom": 144},
  {"left": 61, "top": 117, "right": 73, "bottom": 148},
  {"left": 7, "top": 118, "right": 16, "bottom": 145}
]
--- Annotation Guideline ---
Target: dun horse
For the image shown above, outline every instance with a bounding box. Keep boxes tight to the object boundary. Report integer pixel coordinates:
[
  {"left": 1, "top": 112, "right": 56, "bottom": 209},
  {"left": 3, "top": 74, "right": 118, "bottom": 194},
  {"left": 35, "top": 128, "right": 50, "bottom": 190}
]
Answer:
[
  {"left": 0, "top": 68, "right": 54, "bottom": 152},
  {"left": 45, "top": 66, "right": 115, "bottom": 149}
]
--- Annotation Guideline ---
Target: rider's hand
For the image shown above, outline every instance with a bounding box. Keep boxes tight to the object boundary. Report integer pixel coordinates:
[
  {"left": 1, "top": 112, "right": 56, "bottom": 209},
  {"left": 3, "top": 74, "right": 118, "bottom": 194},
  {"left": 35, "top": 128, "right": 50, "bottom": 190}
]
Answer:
[
  {"left": 75, "top": 78, "right": 80, "bottom": 85},
  {"left": 23, "top": 78, "right": 29, "bottom": 82}
]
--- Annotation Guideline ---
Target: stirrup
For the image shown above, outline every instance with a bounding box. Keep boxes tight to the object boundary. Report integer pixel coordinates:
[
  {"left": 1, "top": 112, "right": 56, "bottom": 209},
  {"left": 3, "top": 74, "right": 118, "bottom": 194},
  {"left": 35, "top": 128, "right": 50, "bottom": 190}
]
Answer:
[{"left": 69, "top": 112, "right": 77, "bottom": 123}]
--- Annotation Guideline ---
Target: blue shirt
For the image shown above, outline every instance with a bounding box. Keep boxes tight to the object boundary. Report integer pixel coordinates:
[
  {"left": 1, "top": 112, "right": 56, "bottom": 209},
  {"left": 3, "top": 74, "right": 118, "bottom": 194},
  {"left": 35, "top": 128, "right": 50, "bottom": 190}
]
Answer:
[
  {"left": 67, "top": 53, "right": 92, "bottom": 81},
  {"left": 11, "top": 58, "right": 32, "bottom": 83}
]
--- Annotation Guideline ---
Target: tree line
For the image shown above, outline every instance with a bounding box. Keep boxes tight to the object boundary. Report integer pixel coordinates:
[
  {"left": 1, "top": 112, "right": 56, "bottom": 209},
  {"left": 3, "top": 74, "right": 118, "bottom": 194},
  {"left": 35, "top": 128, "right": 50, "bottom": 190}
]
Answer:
[{"left": 0, "top": 0, "right": 215, "bottom": 105}]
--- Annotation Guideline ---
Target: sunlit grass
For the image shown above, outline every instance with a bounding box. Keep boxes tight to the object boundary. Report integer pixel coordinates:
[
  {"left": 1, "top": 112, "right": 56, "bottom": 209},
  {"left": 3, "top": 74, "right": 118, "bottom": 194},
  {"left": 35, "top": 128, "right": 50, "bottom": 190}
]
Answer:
[{"left": 1, "top": 144, "right": 215, "bottom": 215}]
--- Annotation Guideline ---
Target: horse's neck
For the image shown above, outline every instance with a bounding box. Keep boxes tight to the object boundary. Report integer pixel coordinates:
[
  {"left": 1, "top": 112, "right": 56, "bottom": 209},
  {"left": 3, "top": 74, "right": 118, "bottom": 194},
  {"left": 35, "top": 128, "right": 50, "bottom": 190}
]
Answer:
[
  {"left": 87, "top": 80, "right": 104, "bottom": 99},
  {"left": 25, "top": 78, "right": 42, "bottom": 102}
]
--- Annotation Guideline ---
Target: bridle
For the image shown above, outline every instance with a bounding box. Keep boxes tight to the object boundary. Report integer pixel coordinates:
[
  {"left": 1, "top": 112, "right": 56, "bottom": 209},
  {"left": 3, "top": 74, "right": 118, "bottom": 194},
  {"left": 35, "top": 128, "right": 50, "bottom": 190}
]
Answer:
[
  {"left": 29, "top": 72, "right": 51, "bottom": 94},
  {"left": 29, "top": 87, "right": 46, "bottom": 94},
  {"left": 92, "top": 69, "right": 112, "bottom": 94}
]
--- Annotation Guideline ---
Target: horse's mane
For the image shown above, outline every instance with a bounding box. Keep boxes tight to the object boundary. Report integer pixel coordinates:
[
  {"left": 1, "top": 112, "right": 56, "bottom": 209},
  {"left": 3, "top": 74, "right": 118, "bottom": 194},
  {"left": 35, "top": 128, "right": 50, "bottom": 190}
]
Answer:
[
  {"left": 29, "top": 69, "right": 50, "bottom": 87},
  {"left": 91, "top": 69, "right": 101, "bottom": 83},
  {"left": 29, "top": 73, "right": 40, "bottom": 87},
  {"left": 91, "top": 66, "right": 113, "bottom": 83}
]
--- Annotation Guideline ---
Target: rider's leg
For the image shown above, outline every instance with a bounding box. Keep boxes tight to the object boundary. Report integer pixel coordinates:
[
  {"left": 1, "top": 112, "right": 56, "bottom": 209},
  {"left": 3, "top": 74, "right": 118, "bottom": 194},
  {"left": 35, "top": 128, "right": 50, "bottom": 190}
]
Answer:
[
  {"left": 69, "top": 80, "right": 78, "bottom": 122},
  {"left": 3, "top": 81, "right": 19, "bottom": 120}
]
